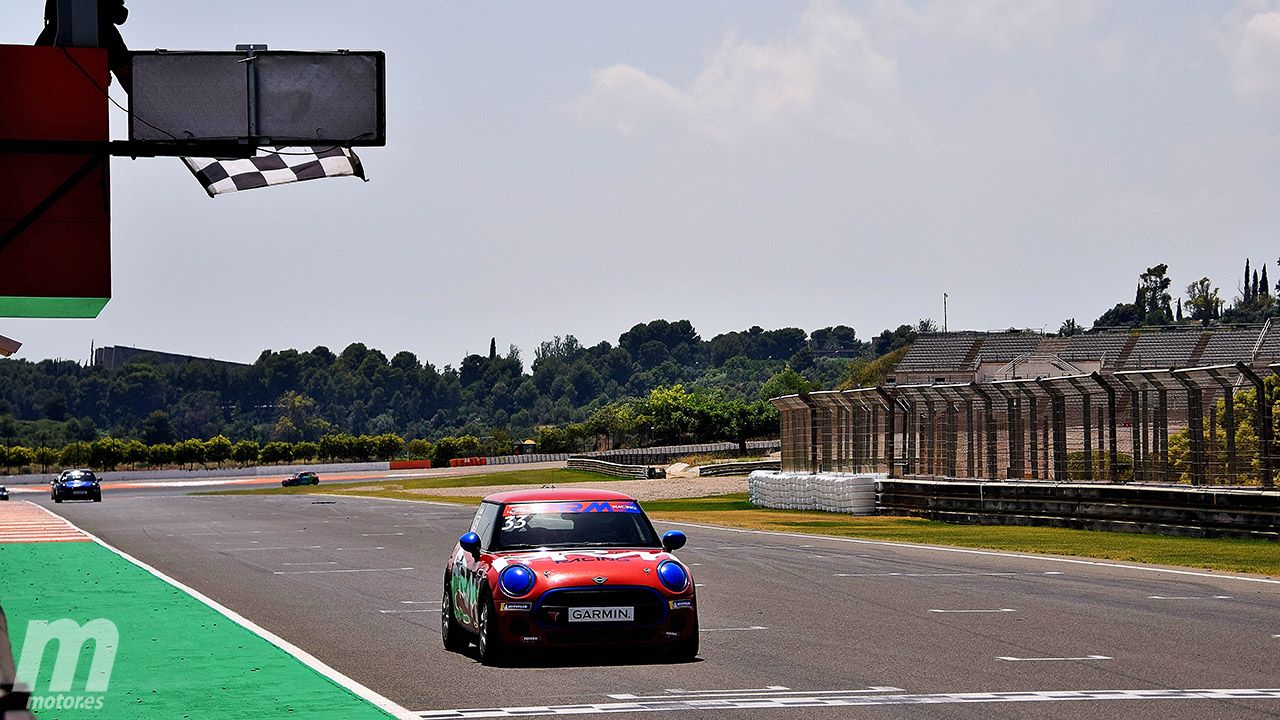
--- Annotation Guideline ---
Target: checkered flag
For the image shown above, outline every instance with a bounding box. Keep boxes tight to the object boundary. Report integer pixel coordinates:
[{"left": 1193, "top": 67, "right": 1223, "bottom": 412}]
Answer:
[{"left": 182, "top": 146, "right": 367, "bottom": 197}]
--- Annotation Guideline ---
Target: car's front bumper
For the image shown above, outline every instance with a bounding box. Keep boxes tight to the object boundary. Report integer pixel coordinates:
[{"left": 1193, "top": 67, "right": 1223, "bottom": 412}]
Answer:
[{"left": 496, "top": 586, "right": 697, "bottom": 649}]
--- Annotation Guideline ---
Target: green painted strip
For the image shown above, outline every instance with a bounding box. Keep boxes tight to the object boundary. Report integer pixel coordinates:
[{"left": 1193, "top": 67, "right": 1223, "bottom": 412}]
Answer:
[
  {"left": 0, "top": 296, "right": 109, "bottom": 318},
  {"left": 0, "top": 542, "right": 396, "bottom": 719}
]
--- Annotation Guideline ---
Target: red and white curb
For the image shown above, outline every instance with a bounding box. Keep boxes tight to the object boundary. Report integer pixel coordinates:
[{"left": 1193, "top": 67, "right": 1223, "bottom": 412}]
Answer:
[{"left": 0, "top": 501, "right": 91, "bottom": 543}]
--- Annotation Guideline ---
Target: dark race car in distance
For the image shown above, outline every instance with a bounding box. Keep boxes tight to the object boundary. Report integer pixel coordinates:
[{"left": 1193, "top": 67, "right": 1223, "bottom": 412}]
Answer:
[
  {"left": 0, "top": 485, "right": 8, "bottom": 501},
  {"left": 51, "top": 469, "right": 101, "bottom": 503},
  {"left": 442, "top": 488, "right": 698, "bottom": 665},
  {"left": 281, "top": 471, "right": 320, "bottom": 487}
]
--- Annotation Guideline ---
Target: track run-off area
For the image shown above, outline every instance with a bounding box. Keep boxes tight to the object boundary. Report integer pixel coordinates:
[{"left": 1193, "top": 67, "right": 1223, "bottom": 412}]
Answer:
[{"left": 0, "top": 473, "right": 1278, "bottom": 720}]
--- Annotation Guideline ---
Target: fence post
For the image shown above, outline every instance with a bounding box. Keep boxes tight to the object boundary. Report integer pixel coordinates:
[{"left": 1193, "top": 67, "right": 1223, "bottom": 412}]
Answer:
[
  {"left": 1091, "top": 373, "right": 1119, "bottom": 483},
  {"left": 875, "top": 387, "right": 897, "bottom": 478},
  {"left": 1238, "top": 363, "right": 1273, "bottom": 488}
]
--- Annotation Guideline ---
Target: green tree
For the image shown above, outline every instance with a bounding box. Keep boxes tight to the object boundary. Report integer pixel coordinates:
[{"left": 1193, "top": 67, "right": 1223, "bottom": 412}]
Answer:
[
  {"left": 89, "top": 437, "right": 126, "bottom": 470},
  {"left": 758, "top": 367, "right": 815, "bottom": 401},
  {"left": 204, "top": 435, "right": 233, "bottom": 465},
  {"left": 5, "top": 446, "right": 35, "bottom": 472},
  {"left": 372, "top": 433, "right": 404, "bottom": 461},
  {"left": 173, "top": 438, "right": 206, "bottom": 468},
  {"left": 232, "top": 440, "right": 261, "bottom": 465},
  {"left": 1185, "top": 277, "right": 1221, "bottom": 324},
  {"left": 292, "top": 441, "right": 320, "bottom": 462},
  {"left": 148, "top": 443, "right": 175, "bottom": 467},
  {"left": 34, "top": 446, "right": 58, "bottom": 471},
  {"left": 404, "top": 438, "right": 433, "bottom": 460},
  {"left": 123, "top": 439, "right": 149, "bottom": 467},
  {"left": 1058, "top": 318, "right": 1081, "bottom": 336},
  {"left": 258, "top": 441, "right": 293, "bottom": 464}
]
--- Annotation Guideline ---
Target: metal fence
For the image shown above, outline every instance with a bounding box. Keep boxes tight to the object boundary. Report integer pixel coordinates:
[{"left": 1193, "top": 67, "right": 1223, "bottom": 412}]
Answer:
[{"left": 771, "top": 362, "right": 1277, "bottom": 488}]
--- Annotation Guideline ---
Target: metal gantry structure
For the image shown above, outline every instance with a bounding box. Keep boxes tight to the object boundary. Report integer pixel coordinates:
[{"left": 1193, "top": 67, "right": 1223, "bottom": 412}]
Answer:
[{"left": 771, "top": 362, "right": 1276, "bottom": 488}]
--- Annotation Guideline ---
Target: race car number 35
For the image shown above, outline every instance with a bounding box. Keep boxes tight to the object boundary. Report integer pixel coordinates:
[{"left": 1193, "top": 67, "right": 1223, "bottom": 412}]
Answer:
[{"left": 569, "top": 607, "right": 634, "bottom": 622}]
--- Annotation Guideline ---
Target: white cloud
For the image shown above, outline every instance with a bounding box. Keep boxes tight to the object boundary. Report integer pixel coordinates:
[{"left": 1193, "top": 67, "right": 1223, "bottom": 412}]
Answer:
[
  {"left": 568, "top": 0, "right": 902, "bottom": 143},
  {"left": 1222, "top": 3, "right": 1280, "bottom": 102}
]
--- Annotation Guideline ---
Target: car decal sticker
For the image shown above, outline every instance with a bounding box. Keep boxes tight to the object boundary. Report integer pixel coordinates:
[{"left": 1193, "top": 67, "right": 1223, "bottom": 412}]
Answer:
[{"left": 502, "top": 501, "right": 641, "bottom": 516}]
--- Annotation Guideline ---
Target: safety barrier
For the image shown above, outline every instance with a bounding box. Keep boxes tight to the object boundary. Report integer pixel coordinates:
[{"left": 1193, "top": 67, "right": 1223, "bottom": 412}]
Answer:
[
  {"left": 566, "top": 457, "right": 659, "bottom": 479},
  {"left": 747, "top": 471, "right": 878, "bottom": 514},
  {"left": 877, "top": 478, "right": 1280, "bottom": 539},
  {"left": 698, "top": 460, "right": 782, "bottom": 477}
]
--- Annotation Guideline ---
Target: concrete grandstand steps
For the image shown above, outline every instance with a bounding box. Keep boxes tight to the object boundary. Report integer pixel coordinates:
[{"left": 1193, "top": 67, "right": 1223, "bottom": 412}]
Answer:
[
  {"left": 1037, "top": 337, "right": 1068, "bottom": 355},
  {"left": 961, "top": 338, "right": 982, "bottom": 368}
]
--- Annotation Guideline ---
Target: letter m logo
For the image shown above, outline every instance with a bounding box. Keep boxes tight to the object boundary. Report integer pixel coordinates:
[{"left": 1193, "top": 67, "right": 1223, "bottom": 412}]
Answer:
[
  {"left": 15, "top": 619, "right": 118, "bottom": 693},
  {"left": 583, "top": 502, "right": 613, "bottom": 513}
]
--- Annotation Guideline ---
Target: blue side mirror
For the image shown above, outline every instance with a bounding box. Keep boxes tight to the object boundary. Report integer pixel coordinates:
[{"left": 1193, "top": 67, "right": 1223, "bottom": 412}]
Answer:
[
  {"left": 459, "top": 532, "right": 481, "bottom": 559},
  {"left": 661, "top": 530, "right": 687, "bottom": 552}
]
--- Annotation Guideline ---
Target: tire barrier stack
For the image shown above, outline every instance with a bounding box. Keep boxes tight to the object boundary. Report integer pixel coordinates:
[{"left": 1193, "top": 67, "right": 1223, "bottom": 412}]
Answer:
[{"left": 748, "top": 471, "right": 880, "bottom": 515}]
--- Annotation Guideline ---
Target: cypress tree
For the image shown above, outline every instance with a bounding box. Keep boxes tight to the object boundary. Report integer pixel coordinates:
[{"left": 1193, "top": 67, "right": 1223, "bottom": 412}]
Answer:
[
  {"left": 1253, "top": 269, "right": 1260, "bottom": 300},
  {"left": 489, "top": 337, "right": 497, "bottom": 360},
  {"left": 1263, "top": 265, "right": 1271, "bottom": 297},
  {"left": 1245, "top": 259, "right": 1252, "bottom": 301}
]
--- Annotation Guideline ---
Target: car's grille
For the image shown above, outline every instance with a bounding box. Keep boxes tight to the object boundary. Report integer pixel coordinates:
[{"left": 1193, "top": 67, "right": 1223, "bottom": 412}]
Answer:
[{"left": 535, "top": 587, "right": 666, "bottom": 628}]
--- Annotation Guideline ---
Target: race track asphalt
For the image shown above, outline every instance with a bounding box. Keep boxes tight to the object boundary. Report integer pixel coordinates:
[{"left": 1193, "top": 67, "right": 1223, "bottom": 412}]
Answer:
[{"left": 34, "top": 488, "right": 1280, "bottom": 720}]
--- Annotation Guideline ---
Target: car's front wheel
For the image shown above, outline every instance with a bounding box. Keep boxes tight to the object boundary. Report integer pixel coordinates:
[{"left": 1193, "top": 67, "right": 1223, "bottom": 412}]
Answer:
[
  {"left": 476, "top": 594, "right": 508, "bottom": 666},
  {"left": 668, "top": 616, "right": 699, "bottom": 662}
]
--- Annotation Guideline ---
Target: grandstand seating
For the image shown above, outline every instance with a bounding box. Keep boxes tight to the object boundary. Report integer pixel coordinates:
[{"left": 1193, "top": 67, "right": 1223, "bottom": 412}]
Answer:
[
  {"left": 973, "top": 333, "right": 1041, "bottom": 362},
  {"left": 1197, "top": 328, "right": 1264, "bottom": 365},
  {"left": 1060, "top": 332, "right": 1131, "bottom": 366},
  {"left": 895, "top": 333, "right": 983, "bottom": 372},
  {"left": 1255, "top": 323, "right": 1280, "bottom": 361},
  {"left": 1120, "top": 332, "right": 1202, "bottom": 369}
]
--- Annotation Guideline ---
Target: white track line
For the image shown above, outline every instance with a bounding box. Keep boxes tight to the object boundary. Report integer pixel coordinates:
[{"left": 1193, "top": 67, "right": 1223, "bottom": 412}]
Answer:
[
  {"left": 998, "top": 655, "right": 1112, "bottom": 662},
  {"left": 699, "top": 626, "right": 767, "bottom": 632},
  {"left": 413, "top": 687, "right": 1280, "bottom": 718},
  {"left": 1148, "top": 595, "right": 1232, "bottom": 600},
  {"left": 31, "top": 503, "right": 416, "bottom": 720},
  {"left": 609, "top": 687, "right": 902, "bottom": 700},
  {"left": 664, "top": 521, "right": 1280, "bottom": 586},
  {"left": 273, "top": 567, "right": 413, "bottom": 575},
  {"left": 929, "top": 609, "right": 1017, "bottom": 614}
]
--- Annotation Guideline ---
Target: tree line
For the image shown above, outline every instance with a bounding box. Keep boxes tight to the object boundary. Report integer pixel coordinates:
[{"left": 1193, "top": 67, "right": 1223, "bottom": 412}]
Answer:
[{"left": 0, "top": 320, "right": 918, "bottom": 461}]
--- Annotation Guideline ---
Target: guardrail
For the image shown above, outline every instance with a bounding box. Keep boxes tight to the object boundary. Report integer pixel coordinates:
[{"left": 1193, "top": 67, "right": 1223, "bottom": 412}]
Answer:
[
  {"left": 698, "top": 460, "right": 781, "bottom": 477},
  {"left": 877, "top": 478, "right": 1280, "bottom": 539},
  {"left": 566, "top": 457, "right": 661, "bottom": 479}
]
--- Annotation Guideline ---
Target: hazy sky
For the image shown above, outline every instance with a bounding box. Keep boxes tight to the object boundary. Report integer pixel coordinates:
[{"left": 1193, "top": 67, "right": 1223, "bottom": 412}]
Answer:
[{"left": 5, "top": 1, "right": 1280, "bottom": 366}]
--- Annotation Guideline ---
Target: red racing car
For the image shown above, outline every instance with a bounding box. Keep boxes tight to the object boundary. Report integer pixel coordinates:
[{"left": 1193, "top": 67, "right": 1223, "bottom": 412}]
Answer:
[{"left": 441, "top": 488, "right": 698, "bottom": 664}]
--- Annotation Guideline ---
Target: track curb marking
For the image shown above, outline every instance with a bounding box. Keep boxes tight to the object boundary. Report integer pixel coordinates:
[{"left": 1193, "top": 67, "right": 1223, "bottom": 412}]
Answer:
[{"left": 31, "top": 502, "right": 417, "bottom": 720}]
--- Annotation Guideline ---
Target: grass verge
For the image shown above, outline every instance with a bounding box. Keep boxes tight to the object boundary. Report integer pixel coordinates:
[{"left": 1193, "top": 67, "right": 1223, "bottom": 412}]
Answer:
[
  {"left": 203, "top": 468, "right": 608, "bottom": 502},
  {"left": 645, "top": 494, "right": 1280, "bottom": 576}
]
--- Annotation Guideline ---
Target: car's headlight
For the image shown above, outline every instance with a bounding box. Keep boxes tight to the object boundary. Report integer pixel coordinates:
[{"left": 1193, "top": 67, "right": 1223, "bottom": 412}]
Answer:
[
  {"left": 498, "top": 564, "right": 535, "bottom": 597},
  {"left": 657, "top": 560, "right": 690, "bottom": 592}
]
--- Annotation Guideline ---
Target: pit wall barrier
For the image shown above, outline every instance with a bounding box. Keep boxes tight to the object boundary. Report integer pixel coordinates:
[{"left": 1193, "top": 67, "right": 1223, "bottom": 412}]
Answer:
[
  {"left": 0, "top": 461, "right": 392, "bottom": 485},
  {"left": 878, "top": 478, "right": 1280, "bottom": 540},
  {"left": 699, "top": 460, "right": 782, "bottom": 477},
  {"left": 748, "top": 471, "right": 879, "bottom": 514},
  {"left": 566, "top": 457, "right": 661, "bottom": 480}
]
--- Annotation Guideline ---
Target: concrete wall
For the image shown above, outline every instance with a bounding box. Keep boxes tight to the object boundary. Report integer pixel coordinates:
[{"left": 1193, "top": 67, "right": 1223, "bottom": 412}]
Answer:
[
  {"left": 565, "top": 458, "right": 655, "bottom": 479},
  {"left": 877, "top": 478, "right": 1280, "bottom": 540}
]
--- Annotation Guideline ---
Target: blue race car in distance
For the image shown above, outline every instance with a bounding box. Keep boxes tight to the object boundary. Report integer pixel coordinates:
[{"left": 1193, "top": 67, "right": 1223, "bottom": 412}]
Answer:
[{"left": 52, "top": 469, "right": 101, "bottom": 503}]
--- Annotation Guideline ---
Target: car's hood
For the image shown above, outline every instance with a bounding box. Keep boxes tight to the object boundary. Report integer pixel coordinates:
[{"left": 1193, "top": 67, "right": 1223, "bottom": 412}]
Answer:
[{"left": 489, "top": 548, "right": 684, "bottom": 589}]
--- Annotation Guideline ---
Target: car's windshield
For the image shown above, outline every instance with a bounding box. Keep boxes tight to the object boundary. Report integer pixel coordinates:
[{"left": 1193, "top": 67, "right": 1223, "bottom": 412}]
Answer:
[
  {"left": 66, "top": 473, "right": 95, "bottom": 481},
  {"left": 494, "top": 500, "right": 661, "bottom": 550}
]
